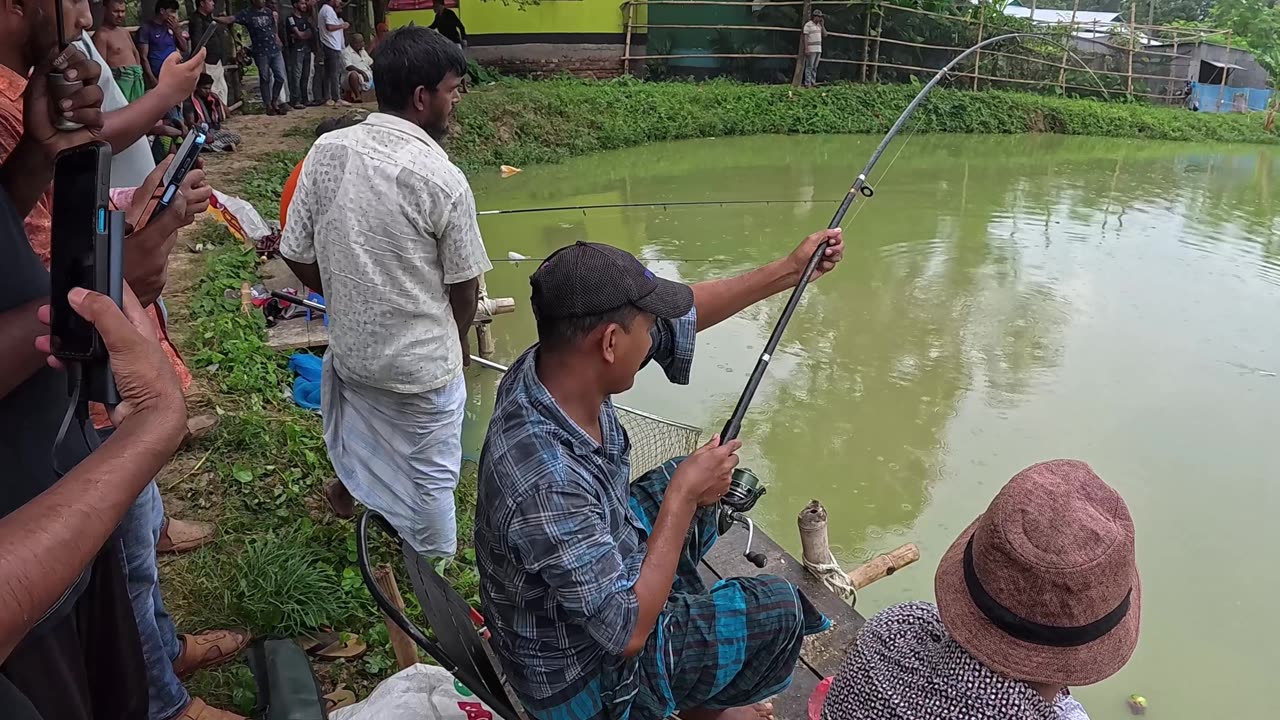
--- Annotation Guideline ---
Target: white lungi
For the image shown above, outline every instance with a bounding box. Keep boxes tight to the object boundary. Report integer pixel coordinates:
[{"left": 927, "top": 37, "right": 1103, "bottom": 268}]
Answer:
[
  {"left": 322, "top": 352, "right": 466, "bottom": 558},
  {"left": 206, "top": 61, "right": 229, "bottom": 106}
]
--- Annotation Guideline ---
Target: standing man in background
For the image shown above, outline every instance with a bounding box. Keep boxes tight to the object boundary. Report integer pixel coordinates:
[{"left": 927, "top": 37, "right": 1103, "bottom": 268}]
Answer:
[
  {"left": 285, "top": 0, "right": 315, "bottom": 109},
  {"left": 92, "top": 0, "right": 147, "bottom": 103},
  {"left": 189, "top": 0, "right": 232, "bottom": 105},
  {"left": 281, "top": 27, "right": 490, "bottom": 556},
  {"left": 801, "top": 8, "right": 824, "bottom": 88},
  {"left": 213, "top": 0, "right": 289, "bottom": 115},
  {"left": 318, "top": 0, "right": 349, "bottom": 106},
  {"left": 429, "top": 0, "right": 466, "bottom": 47},
  {"left": 137, "top": 0, "right": 188, "bottom": 89}
]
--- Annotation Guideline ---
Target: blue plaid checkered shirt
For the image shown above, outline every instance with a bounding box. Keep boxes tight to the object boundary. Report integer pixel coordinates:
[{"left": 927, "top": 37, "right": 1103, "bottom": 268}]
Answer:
[{"left": 475, "top": 308, "right": 698, "bottom": 706}]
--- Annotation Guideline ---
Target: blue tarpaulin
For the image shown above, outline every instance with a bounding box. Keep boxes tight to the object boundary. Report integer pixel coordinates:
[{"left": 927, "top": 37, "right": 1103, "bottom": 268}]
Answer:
[
  {"left": 288, "top": 353, "right": 323, "bottom": 410},
  {"left": 1192, "top": 82, "right": 1274, "bottom": 113}
]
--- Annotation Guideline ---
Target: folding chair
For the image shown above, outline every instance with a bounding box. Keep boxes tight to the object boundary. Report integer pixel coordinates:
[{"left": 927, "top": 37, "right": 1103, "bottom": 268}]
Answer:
[{"left": 356, "top": 511, "right": 524, "bottom": 720}]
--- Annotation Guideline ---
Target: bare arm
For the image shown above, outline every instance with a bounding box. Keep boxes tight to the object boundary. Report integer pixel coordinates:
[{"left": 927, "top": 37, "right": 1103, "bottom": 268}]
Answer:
[
  {"left": 621, "top": 438, "right": 739, "bottom": 656},
  {"left": 448, "top": 277, "right": 479, "bottom": 367},
  {"left": 1, "top": 289, "right": 186, "bottom": 663},
  {"left": 691, "top": 228, "right": 844, "bottom": 332},
  {"left": 622, "top": 484, "right": 698, "bottom": 656},
  {"left": 99, "top": 51, "right": 205, "bottom": 156}
]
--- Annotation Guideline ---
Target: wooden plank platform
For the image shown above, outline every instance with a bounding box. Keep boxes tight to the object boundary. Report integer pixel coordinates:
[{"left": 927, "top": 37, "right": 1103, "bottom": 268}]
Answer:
[
  {"left": 265, "top": 316, "right": 330, "bottom": 351},
  {"left": 701, "top": 523, "right": 865, "bottom": 720}
]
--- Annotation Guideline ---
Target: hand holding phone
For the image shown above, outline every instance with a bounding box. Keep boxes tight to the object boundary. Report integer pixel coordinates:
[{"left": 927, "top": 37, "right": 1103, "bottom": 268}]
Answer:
[
  {"left": 50, "top": 142, "right": 115, "bottom": 361},
  {"left": 23, "top": 46, "right": 104, "bottom": 160},
  {"left": 132, "top": 128, "right": 207, "bottom": 232}
]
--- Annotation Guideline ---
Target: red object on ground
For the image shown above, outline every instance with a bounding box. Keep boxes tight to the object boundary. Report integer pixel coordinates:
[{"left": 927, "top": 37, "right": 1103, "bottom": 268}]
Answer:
[{"left": 808, "top": 676, "right": 833, "bottom": 720}]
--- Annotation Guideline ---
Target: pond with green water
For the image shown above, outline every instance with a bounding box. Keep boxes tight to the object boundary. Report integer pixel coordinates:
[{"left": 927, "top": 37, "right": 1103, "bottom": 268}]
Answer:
[{"left": 461, "top": 134, "right": 1280, "bottom": 720}]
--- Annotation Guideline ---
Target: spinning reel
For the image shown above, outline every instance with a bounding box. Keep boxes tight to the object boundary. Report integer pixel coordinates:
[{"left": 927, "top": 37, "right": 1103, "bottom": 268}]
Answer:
[{"left": 716, "top": 467, "right": 768, "bottom": 568}]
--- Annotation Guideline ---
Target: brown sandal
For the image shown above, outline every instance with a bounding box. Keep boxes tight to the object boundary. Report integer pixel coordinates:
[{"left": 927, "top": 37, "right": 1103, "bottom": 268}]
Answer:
[
  {"left": 173, "top": 629, "right": 252, "bottom": 679},
  {"left": 156, "top": 517, "right": 216, "bottom": 554}
]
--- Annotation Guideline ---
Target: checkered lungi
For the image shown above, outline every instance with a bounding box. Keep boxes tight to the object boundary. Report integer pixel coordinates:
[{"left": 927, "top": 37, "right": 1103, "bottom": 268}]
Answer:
[{"left": 524, "top": 459, "right": 831, "bottom": 720}]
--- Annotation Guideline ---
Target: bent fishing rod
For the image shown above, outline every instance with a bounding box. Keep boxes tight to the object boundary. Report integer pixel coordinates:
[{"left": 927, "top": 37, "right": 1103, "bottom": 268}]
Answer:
[
  {"left": 713, "top": 32, "right": 1107, "bottom": 559},
  {"left": 478, "top": 198, "right": 836, "bottom": 217}
]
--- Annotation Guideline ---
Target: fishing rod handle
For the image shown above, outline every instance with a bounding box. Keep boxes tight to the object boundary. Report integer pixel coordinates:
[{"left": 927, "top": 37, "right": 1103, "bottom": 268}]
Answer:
[{"left": 719, "top": 239, "right": 832, "bottom": 444}]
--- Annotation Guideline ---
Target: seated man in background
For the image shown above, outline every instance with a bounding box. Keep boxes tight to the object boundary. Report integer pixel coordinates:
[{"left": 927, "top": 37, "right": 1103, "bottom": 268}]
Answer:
[
  {"left": 821, "top": 460, "right": 1140, "bottom": 720},
  {"left": 185, "top": 73, "right": 240, "bottom": 152},
  {"left": 340, "top": 33, "right": 374, "bottom": 103},
  {"left": 475, "top": 231, "right": 845, "bottom": 720}
]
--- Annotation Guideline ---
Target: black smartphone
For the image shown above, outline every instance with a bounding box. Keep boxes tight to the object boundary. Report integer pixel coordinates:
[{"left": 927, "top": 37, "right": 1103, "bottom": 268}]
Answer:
[
  {"left": 50, "top": 142, "right": 113, "bottom": 360},
  {"left": 134, "top": 128, "right": 207, "bottom": 230},
  {"left": 188, "top": 21, "right": 219, "bottom": 59}
]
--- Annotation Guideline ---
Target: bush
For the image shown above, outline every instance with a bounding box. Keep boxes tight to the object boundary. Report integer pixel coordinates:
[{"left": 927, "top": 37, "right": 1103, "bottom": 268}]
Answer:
[{"left": 447, "top": 78, "right": 1278, "bottom": 173}]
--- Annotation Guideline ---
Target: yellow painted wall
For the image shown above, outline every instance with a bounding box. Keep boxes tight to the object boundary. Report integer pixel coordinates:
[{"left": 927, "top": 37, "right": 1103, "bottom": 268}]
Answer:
[{"left": 389, "top": 0, "right": 640, "bottom": 36}]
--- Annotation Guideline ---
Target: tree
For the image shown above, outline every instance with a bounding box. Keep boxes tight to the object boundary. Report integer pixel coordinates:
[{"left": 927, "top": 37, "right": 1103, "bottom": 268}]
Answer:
[{"left": 1209, "top": 0, "right": 1280, "bottom": 80}]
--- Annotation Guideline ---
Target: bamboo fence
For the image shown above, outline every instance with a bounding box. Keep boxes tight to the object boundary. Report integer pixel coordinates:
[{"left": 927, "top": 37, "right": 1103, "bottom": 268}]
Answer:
[{"left": 621, "top": 0, "right": 1238, "bottom": 106}]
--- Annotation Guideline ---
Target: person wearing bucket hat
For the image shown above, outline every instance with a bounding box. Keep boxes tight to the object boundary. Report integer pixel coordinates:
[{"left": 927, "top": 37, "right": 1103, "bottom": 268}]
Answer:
[
  {"left": 821, "top": 459, "right": 1140, "bottom": 720},
  {"left": 476, "top": 230, "right": 845, "bottom": 720}
]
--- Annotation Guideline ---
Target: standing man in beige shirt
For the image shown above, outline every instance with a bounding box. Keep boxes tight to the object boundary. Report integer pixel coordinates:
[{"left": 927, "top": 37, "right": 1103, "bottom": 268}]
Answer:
[
  {"left": 802, "top": 9, "right": 825, "bottom": 88},
  {"left": 281, "top": 26, "right": 490, "bottom": 558}
]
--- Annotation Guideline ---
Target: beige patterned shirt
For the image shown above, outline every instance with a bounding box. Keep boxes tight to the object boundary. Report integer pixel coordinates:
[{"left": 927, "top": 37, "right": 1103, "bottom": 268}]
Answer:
[{"left": 281, "top": 113, "right": 492, "bottom": 393}]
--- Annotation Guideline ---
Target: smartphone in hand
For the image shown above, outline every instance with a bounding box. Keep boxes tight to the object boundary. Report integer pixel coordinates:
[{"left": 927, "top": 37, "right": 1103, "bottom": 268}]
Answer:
[{"left": 50, "top": 142, "right": 114, "bottom": 360}]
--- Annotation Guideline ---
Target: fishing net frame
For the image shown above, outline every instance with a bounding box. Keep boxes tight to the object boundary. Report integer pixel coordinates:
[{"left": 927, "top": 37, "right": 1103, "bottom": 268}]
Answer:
[{"left": 471, "top": 357, "right": 703, "bottom": 478}]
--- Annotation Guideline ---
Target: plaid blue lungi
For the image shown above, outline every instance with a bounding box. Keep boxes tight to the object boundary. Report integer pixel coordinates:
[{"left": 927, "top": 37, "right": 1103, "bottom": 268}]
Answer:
[{"left": 523, "top": 460, "right": 831, "bottom": 720}]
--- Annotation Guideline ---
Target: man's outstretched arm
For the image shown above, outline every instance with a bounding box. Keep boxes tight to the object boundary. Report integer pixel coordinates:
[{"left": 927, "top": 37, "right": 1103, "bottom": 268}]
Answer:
[{"left": 691, "top": 228, "right": 844, "bottom": 332}]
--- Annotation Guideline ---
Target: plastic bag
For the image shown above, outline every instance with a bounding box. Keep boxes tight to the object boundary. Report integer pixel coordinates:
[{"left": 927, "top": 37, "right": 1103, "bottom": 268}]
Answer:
[
  {"left": 207, "top": 189, "right": 273, "bottom": 244},
  {"left": 288, "top": 353, "right": 322, "bottom": 411},
  {"left": 330, "top": 664, "right": 497, "bottom": 720}
]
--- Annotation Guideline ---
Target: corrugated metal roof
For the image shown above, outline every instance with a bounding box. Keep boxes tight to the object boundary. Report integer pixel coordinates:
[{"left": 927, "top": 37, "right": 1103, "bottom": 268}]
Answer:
[
  {"left": 1202, "top": 59, "right": 1245, "bottom": 70},
  {"left": 1002, "top": 7, "right": 1124, "bottom": 25}
]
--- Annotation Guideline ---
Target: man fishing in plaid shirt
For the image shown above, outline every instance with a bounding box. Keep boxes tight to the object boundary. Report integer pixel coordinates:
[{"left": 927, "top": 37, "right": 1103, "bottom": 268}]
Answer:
[{"left": 475, "top": 228, "right": 845, "bottom": 720}]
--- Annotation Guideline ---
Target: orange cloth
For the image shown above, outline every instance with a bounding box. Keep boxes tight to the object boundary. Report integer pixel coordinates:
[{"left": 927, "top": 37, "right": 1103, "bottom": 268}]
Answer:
[
  {"left": 0, "top": 65, "right": 53, "bottom": 263},
  {"left": 0, "top": 65, "right": 192, "bottom": 428},
  {"left": 279, "top": 159, "right": 304, "bottom": 228}
]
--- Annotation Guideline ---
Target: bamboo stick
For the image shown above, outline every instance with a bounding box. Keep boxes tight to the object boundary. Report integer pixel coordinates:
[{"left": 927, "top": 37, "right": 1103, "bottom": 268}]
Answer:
[
  {"left": 633, "top": 22, "right": 800, "bottom": 32},
  {"left": 792, "top": 0, "right": 812, "bottom": 87},
  {"left": 871, "top": 9, "right": 882, "bottom": 83},
  {"left": 1169, "top": 36, "right": 1180, "bottom": 104},
  {"left": 848, "top": 543, "right": 920, "bottom": 590},
  {"left": 972, "top": 2, "right": 985, "bottom": 91},
  {"left": 1058, "top": 0, "right": 1080, "bottom": 92},
  {"left": 860, "top": 7, "right": 871, "bottom": 82},
  {"left": 623, "top": 1, "right": 635, "bottom": 77},
  {"left": 372, "top": 565, "right": 419, "bottom": 671},
  {"left": 1126, "top": 2, "right": 1136, "bottom": 96},
  {"left": 1218, "top": 30, "right": 1231, "bottom": 112}
]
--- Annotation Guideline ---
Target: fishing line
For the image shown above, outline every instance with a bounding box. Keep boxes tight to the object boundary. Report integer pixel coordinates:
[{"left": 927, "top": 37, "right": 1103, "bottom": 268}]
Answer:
[{"left": 477, "top": 199, "right": 838, "bottom": 217}]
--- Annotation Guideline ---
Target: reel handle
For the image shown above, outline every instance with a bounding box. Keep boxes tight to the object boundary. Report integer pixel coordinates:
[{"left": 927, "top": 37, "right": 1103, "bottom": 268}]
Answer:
[{"left": 746, "top": 551, "right": 767, "bottom": 568}]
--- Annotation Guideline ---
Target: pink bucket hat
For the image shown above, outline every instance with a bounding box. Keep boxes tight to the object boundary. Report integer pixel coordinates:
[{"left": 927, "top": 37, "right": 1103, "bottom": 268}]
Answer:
[{"left": 934, "top": 459, "right": 1141, "bottom": 686}]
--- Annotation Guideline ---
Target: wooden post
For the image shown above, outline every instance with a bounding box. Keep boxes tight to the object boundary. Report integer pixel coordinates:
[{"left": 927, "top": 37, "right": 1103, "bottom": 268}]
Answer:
[
  {"left": 791, "top": 0, "right": 812, "bottom": 88},
  {"left": 847, "top": 543, "right": 921, "bottom": 590},
  {"left": 372, "top": 564, "right": 419, "bottom": 671},
  {"left": 239, "top": 282, "right": 252, "bottom": 314},
  {"left": 972, "top": 2, "right": 985, "bottom": 91},
  {"left": 797, "top": 500, "right": 855, "bottom": 601},
  {"left": 1169, "top": 36, "right": 1180, "bottom": 104},
  {"left": 798, "top": 501, "right": 834, "bottom": 570},
  {"left": 1057, "top": 0, "right": 1080, "bottom": 92},
  {"left": 1028, "top": 0, "right": 1036, "bottom": 20},
  {"left": 623, "top": 1, "right": 635, "bottom": 77},
  {"left": 870, "top": 9, "right": 883, "bottom": 83},
  {"left": 1126, "top": 3, "right": 1136, "bottom": 96},
  {"left": 860, "top": 5, "right": 871, "bottom": 83},
  {"left": 1218, "top": 30, "right": 1231, "bottom": 113},
  {"left": 476, "top": 323, "right": 496, "bottom": 357}
]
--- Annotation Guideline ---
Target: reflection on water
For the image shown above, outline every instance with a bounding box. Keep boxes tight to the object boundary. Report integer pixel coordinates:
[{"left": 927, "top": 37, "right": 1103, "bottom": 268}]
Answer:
[{"left": 464, "top": 134, "right": 1280, "bottom": 720}]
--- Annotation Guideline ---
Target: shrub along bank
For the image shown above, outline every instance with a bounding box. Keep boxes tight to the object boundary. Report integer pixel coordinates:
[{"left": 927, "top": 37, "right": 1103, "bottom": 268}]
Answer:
[{"left": 448, "top": 78, "right": 1278, "bottom": 172}]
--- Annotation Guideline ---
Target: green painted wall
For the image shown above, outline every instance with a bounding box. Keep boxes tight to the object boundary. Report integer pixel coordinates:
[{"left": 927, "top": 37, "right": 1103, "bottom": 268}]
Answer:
[{"left": 389, "top": 0, "right": 639, "bottom": 37}]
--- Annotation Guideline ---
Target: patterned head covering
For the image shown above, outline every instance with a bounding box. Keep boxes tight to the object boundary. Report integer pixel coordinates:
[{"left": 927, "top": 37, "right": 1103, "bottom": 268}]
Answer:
[{"left": 820, "top": 602, "right": 1087, "bottom": 720}]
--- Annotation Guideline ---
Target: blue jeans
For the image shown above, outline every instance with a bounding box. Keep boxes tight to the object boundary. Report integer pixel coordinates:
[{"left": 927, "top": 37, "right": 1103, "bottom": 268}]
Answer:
[
  {"left": 255, "top": 49, "right": 288, "bottom": 107},
  {"left": 121, "top": 479, "right": 190, "bottom": 720}
]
